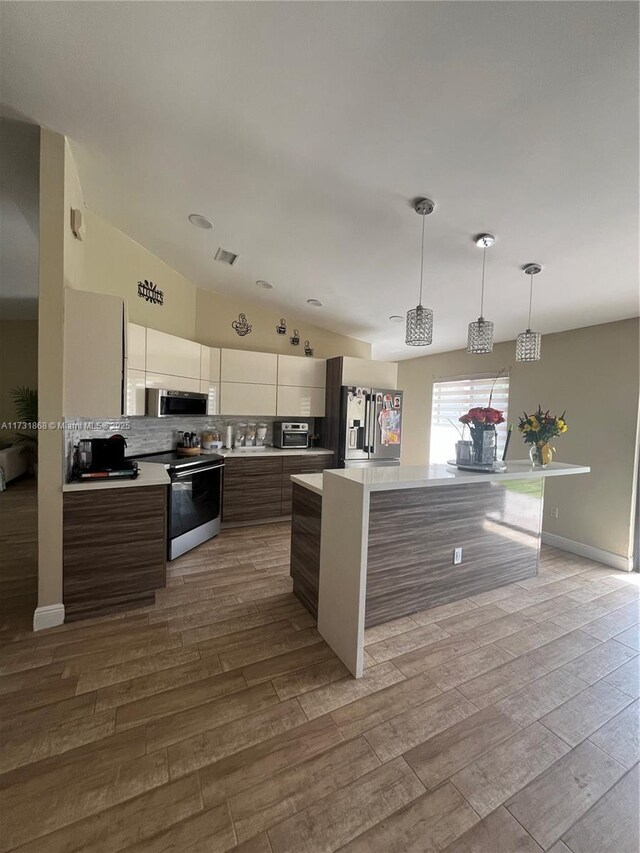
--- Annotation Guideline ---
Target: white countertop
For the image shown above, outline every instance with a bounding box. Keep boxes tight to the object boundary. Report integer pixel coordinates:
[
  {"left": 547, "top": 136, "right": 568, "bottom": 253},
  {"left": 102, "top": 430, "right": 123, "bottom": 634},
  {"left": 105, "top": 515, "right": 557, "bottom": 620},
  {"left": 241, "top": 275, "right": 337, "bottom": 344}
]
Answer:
[
  {"left": 290, "top": 473, "right": 324, "bottom": 496},
  {"left": 205, "top": 447, "right": 333, "bottom": 458},
  {"left": 64, "top": 461, "right": 171, "bottom": 491},
  {"left": 328, "top": 461, "right": 590, "bottom": 492},
  {"left": 292, "top": 461, "right": 590, "bottom": 496}
]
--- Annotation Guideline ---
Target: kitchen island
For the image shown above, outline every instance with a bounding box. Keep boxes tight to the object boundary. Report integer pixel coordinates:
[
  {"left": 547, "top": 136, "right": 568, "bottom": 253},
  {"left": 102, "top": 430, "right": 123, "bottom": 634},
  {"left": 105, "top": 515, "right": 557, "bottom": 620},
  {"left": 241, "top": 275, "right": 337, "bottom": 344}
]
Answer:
[{"left": 290, "top": 462, "right": 589, "bottom": 677}]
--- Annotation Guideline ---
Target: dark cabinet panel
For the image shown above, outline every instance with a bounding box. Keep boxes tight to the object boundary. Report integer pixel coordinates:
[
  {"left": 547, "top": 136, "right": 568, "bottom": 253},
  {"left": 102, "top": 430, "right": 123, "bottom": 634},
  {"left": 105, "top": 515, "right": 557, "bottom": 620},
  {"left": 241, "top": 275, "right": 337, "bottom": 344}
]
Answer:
[
  {"left": 290, "top": 484, "right": 322, "bottom": 617},
  {"left": 222, "top": 457, "right": 283, "bottom": 523},
  {"left": 281, "top": 455, "right": 330, "bottom": 516},
  {"left": 63, "top": 485, "right": 167, "bottom": 622}
]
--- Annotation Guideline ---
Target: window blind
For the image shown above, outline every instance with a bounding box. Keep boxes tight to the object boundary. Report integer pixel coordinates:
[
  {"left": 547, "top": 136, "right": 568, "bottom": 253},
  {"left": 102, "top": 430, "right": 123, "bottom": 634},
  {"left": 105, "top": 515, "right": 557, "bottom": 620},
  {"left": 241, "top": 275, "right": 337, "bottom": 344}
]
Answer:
[{"left": 429, "top": 374, "right": 510, "bottom": 464}]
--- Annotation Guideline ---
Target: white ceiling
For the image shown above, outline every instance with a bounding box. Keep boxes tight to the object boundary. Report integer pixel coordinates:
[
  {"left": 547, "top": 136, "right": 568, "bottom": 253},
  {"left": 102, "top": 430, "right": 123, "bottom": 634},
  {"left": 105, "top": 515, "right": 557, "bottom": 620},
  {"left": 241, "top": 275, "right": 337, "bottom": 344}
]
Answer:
[{"left": 1, "top": 2, "right": 637, "bottom": 357}]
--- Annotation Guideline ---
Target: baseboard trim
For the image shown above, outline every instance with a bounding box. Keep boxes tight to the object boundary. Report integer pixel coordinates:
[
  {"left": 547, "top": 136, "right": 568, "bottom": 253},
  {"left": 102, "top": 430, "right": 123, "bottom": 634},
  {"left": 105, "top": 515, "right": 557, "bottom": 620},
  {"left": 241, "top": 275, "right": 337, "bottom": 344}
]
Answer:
[
  {"left": 542, "top": 532, "right": 632, "bottom": 572},
  {"left": 33, "top": 603, "right": 65, "bottom": 631}
]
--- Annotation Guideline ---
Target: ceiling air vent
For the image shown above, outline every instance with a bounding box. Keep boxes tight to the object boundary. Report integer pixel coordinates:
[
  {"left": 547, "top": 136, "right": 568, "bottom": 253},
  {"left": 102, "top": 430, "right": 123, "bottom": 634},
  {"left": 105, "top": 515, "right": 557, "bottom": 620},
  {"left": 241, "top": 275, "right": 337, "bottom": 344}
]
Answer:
[{"left": 214, "top": 247, "right": 239, "bottom": 266}]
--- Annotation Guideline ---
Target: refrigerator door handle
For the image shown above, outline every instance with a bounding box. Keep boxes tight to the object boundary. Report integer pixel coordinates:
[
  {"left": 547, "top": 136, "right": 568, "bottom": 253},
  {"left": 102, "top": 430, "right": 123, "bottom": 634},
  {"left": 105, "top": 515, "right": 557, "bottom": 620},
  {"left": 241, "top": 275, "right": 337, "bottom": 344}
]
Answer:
[{"left": 367, "top": 393, "right": 377, "bottom": 456}]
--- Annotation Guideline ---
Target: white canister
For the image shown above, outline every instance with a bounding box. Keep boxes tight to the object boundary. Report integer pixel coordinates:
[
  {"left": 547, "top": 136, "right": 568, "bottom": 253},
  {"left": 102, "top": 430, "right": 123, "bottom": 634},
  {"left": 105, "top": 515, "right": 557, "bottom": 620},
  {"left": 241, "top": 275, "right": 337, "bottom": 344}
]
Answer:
[{"left": 225, "top": 425, "right": 234, "bottom": 449}]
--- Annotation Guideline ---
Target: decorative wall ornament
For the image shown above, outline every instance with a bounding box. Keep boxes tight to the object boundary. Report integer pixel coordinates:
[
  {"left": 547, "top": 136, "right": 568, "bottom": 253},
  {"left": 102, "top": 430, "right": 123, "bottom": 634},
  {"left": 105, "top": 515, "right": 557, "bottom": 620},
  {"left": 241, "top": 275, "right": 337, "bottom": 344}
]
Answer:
[
  {"left": 232, "top": 313, "right": 252, "bottom": 336},
  {"left": 137, "top": 280, "right": 164, "bottom": 305},
  {"left": 276, "top": 318, "right": 287, "bottom": 335},
  {"left": 290, "top": 329, "right": 300, "bottom": 346},
  {"left": 304, "top": 340, "right": 314, "bottom": 357}
]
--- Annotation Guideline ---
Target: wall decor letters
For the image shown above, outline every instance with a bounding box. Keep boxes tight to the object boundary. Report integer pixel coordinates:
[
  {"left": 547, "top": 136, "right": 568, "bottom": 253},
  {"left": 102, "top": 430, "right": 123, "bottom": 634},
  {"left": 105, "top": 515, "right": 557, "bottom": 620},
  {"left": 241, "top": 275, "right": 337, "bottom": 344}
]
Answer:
[{"left": 137, "top": 279, "right": 164, "bottom": 305}]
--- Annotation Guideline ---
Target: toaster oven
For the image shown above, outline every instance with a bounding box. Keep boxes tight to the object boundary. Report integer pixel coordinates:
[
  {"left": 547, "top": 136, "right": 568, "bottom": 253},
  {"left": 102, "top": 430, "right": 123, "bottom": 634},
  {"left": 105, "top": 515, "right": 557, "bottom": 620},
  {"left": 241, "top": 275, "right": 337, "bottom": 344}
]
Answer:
[{"left": 273, "top": 421, "right": 309, "bottom": 449}]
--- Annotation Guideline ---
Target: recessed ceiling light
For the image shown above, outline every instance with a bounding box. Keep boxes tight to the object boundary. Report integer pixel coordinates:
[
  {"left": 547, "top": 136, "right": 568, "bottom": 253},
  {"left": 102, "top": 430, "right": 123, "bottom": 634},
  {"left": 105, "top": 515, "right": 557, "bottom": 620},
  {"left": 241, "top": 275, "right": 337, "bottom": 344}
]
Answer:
[
  {"left": 307, "top": 299, "right": 323, "bottom": 307},
  {"left": 214, "top": 247, "right": 238, "bottom": 266},
  {"left": 256, "top": 280, "right": 273, "bottom": 289},
  {"left": 188, "top": 213, "right": 213, "bottom": 229},
  {"left": 389, "top": 315, "right": 404, "bottom": 323}
]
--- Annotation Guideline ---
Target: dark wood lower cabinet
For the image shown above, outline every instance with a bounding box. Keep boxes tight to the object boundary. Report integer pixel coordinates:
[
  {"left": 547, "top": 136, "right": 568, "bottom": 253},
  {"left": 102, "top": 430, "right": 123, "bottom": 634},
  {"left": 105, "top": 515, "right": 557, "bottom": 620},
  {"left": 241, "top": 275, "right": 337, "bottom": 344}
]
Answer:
[
  {"left": 222, "top": 454, "right": 330, "bottom": 523},
  {"left": 63, "top": 485, "right": 167, "bottom": 622},
  {"left": 222, "top": 457, "right": 283, "bottom": 523},
  {"left": 281, "top": 456, "right": 329, "bottom": 516},
  {"left": 290, "top": 484, "right": 322, "bottom": 617}
]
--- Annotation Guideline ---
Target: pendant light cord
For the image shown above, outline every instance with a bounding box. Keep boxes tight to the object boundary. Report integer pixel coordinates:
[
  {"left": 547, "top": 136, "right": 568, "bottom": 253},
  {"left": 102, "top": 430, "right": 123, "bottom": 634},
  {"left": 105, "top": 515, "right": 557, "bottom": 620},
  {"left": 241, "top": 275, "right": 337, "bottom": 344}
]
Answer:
[
  {"left": 418, "top": 211, "right": 425, "bottom": 307},
  {"left": 479, "top": 246, "right": 487, "bottom": 318},
  {"left": 527, "top": 271, "right": 534, "bottom": 330}
]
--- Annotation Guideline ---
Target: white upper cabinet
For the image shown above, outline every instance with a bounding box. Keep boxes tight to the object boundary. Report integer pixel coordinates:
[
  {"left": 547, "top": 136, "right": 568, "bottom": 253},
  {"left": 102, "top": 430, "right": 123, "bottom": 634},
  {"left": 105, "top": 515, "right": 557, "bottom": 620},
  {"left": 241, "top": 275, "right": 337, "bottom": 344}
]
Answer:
[
  {"left": 221, "top": 349, "right": 278, "bottom": 385},
  {"left": 127, "top": 323, "right": 146, "bottom": 371},
  {"left": 341, "top": 356, "right": 398, "bottom": 390},
  {"left": 277, "top": 355, "right": 326, "bottom": 388},
  {"left": 64, "top": 289, "right": 124, "bottom": 418},
  {"left": 200, "top": 346, "right": 221, "bottom": 382},
  {"left": 145, "top": 372, "right": 201, "bottom": 393},
  {"left": 276, "top": 386, "right": 325, "bottom": 417},
  {"left": 220, "top": 382, "right": 277, "bottom": 416},
  {"left": 125, "top": 368, "right": 146, "bottom": 416},
  {"left": 146, "top": 328, "right": 201, "bottom": 379}
]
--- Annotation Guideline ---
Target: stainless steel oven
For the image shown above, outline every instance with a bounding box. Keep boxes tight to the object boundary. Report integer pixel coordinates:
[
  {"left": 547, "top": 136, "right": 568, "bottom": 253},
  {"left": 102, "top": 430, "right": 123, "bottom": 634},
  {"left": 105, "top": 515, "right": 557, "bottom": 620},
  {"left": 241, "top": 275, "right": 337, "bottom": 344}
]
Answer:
[{"left": 133, "top": 451, "right": 224, "bottom": 559}]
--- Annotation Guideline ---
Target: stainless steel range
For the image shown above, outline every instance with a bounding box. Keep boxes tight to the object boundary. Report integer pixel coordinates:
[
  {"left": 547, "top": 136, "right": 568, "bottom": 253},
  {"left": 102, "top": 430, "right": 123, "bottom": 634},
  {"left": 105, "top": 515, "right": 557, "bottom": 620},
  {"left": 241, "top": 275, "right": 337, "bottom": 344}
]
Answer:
[{"left": 133, "top": 451, "right": 224, "bottom": 560}]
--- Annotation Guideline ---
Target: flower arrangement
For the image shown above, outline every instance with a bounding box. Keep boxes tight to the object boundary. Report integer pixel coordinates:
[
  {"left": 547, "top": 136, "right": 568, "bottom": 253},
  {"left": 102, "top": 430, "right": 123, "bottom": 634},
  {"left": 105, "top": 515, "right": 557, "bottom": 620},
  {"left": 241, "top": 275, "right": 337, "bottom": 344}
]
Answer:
[
  {"left": 518, "top": 405, "right": 568, "bottom": 467},
  {"left": 459, "top": 407, "right": 505, "bottom": 427},
  {"left": 517, "top": 406, "right": 568, "bottom": 444}
]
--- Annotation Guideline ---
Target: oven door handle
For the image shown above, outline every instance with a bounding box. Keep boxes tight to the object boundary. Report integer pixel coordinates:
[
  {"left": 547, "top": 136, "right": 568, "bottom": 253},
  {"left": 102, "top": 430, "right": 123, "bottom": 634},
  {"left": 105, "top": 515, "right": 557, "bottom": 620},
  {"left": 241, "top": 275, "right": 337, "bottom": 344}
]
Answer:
[{"left": 172, "top": 464, "right": 224, "bottom": 478}]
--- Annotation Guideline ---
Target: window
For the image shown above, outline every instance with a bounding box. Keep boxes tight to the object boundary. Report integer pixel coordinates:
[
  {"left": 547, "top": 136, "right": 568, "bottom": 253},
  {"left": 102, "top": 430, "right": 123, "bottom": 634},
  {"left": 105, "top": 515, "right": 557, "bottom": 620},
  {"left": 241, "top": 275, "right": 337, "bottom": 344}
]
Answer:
[{"left": 429, "top": 373, "right": 510, "bottom": 464}]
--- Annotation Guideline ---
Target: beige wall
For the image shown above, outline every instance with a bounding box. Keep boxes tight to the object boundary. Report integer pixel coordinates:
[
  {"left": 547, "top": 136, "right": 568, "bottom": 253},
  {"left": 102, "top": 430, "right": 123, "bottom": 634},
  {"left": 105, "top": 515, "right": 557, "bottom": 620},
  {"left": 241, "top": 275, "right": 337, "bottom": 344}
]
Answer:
[
  {"left": 74, "top": 209, "right": 370, "bottom": 358},
  {"left": 195, "top": 289, "right": 370, "bottom": 359},
  {"left": 398, "top": 318, "right": 639, "bottom": 562},
  {"left": 0, "top": 320, "right": 38, "bottom": 428}
]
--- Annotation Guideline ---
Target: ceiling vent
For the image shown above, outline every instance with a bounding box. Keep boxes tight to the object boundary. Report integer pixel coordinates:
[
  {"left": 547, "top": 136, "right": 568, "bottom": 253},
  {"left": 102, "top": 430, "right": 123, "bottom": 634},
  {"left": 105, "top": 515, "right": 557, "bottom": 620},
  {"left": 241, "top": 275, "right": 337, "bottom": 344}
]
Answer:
[{"left": 215, "top": 247, "right": 239, "bottom": 266}]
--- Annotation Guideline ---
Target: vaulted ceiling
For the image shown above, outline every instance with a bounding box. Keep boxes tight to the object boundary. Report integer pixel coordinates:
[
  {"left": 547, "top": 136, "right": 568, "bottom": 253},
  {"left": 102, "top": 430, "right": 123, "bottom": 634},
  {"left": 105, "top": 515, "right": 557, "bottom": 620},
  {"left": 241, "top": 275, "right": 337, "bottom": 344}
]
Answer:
[{"left": 1, "top": 2, "right": 637, "bottom": 355}]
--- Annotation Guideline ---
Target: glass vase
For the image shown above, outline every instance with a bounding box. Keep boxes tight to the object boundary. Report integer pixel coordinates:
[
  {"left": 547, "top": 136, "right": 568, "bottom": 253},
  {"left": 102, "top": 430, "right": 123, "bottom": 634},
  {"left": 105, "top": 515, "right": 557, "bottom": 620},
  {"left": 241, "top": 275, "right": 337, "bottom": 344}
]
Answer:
[
  {"left": 530, "top": 442, "right": 553, "bottom": 467},
  {"left": 471, "top": 426, "right": 496, "bottom": 466}
]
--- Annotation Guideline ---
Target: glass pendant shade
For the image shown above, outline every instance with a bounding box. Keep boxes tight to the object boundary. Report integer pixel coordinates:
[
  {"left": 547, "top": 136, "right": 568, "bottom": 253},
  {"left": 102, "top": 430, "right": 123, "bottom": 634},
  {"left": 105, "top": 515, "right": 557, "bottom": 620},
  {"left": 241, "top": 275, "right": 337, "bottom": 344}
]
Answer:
[
  {"left": 467, "top": 317, "right": 494, "bottom": 354},
  {"left": 516, "top": 329, "right": 542, "bottom": 362},
  {"left": 406, "top": 305, "right": 433, "bottom": 346}
]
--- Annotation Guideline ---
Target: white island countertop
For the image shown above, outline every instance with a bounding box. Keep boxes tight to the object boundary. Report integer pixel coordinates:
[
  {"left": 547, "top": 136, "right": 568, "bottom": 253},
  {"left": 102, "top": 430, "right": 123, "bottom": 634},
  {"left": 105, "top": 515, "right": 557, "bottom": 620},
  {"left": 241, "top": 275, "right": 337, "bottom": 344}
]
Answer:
[
  {"left": 63, "top": 461, "right": 171, "bottom": 492},
  {"left": 292, "top": 461, "right": 589, "bottom": 496}
]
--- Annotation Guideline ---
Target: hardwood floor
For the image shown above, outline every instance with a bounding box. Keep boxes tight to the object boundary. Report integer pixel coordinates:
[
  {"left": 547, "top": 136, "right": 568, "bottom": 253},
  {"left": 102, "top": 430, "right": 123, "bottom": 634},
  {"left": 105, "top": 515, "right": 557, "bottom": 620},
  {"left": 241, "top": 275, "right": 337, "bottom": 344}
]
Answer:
[{"left": 0, "top": 520, "right": 638, "bottom": 852}]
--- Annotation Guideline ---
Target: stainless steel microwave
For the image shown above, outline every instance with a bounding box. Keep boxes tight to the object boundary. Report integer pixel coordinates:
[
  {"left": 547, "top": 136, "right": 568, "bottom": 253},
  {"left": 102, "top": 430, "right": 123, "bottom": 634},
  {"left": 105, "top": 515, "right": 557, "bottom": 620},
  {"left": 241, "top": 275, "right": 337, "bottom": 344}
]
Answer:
[{"left": 146, "top": 389, "right": 209, "bottom": 417}]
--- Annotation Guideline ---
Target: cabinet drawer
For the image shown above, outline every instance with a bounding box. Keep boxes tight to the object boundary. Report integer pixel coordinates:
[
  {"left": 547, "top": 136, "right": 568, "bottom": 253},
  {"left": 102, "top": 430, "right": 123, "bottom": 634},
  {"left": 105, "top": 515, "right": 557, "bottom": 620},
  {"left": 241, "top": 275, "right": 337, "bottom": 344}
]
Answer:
[
  {"left": 222, "top": 457, "right": 283, "bottom": 523},
  {"left": 221, "top": 349, "right": 278, "bottom": 384}
]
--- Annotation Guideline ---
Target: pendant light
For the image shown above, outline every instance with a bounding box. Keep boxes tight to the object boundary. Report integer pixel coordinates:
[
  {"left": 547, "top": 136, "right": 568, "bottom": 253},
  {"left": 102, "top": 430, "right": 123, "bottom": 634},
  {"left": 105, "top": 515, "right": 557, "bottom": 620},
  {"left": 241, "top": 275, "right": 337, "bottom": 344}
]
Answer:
[
  {"left": 406, "top": 198, "right": 435, "bottom": 346},
  {"left": 467, "top": 234, "right": 495, "bottom": 353},
  {"left": 516, "top": 263, "right": 543, "bottom": 362}
]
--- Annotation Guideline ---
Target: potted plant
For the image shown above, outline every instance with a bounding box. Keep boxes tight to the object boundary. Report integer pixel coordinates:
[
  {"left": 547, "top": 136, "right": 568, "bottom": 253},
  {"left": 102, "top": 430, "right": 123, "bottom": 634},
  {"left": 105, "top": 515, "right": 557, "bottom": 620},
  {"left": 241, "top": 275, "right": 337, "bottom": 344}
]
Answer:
[{"left": 11, "top": 386, "right": 38, "bottom": 476}]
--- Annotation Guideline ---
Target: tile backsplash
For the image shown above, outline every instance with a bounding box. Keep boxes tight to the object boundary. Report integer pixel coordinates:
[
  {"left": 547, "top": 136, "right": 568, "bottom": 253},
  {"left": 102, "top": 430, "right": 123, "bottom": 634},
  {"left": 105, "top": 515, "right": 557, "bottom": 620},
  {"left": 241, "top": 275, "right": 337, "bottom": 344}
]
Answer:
[{"left": 65, "top": 415, "right": 321, "bottom": 477}]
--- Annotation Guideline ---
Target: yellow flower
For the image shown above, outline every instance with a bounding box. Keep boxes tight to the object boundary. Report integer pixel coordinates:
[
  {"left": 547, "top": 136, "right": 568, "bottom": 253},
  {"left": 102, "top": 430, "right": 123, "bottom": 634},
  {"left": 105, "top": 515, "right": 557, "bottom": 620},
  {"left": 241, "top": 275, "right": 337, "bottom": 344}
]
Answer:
[{"left": 522, "top": 424, "right": 531, "bottom": 432}]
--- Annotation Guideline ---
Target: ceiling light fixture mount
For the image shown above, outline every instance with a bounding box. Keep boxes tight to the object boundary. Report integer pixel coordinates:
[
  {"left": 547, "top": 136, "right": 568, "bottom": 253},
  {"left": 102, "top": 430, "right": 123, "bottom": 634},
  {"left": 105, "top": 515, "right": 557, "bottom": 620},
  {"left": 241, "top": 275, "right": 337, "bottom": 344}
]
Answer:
[
  {"left": 256, "top": 280, "right": 273, "bottom": 289},
  {"left": 188, "top": 213, "right": 213, "bottom": 229},
  {"left": 467, "top": 233, "right": 496, "bottom": 354},
  {"left": 516, "top": 263, "right": 543, "bottom": 362},
  {"left": 406, "top": 198, "right": 435, "bottom": 347},
  {"left": 389, "top": 315, "right": 404, "bottom": 323},
  {"left": 307, "top": 298, "right": 323, "bottom": 307}
]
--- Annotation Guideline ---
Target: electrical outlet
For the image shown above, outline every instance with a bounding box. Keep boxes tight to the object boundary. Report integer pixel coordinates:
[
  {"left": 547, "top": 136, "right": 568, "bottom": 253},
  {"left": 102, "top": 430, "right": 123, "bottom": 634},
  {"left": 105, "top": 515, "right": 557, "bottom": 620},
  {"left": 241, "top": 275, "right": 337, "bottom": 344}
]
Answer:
[
  {"left": 453, "top": 547, "right": 463, "bottom": 565},
  {"left": 551, "top": 507, "right": 559, "bottom": 519}
]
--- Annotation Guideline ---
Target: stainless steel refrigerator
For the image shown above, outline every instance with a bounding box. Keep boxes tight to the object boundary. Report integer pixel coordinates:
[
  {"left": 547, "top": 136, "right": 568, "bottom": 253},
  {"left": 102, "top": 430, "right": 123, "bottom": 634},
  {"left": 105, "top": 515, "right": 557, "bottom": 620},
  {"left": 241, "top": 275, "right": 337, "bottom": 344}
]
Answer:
[{"left": 339, "top": 386, "right": 403, "bottom": 468}]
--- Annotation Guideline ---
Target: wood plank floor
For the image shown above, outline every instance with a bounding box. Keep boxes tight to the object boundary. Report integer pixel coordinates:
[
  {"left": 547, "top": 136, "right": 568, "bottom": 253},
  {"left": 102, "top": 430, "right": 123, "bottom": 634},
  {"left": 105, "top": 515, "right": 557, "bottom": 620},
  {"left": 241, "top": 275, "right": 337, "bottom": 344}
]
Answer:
[{"left": 0, "top": 519, "right": 638, "bottom": 852}]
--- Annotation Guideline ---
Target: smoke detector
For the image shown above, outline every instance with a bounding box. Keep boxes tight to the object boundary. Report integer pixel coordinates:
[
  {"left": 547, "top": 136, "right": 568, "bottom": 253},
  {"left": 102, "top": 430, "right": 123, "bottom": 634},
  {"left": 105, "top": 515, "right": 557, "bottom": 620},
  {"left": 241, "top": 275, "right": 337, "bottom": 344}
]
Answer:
[
  {"left": 214, "top": 248, "right": 239, "bottom": 266},
  {"left": 188, "top": 213, "right": 213, "bottom": 229}
]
